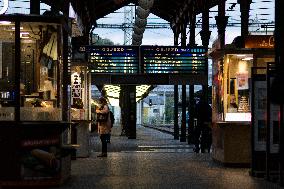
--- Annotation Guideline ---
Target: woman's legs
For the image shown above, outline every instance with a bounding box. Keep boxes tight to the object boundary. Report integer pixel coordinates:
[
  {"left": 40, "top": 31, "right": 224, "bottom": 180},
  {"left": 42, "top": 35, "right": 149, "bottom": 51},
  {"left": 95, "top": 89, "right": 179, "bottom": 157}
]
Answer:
[{"left": 98, "top": 134, "right": 108, "bottom": 157}]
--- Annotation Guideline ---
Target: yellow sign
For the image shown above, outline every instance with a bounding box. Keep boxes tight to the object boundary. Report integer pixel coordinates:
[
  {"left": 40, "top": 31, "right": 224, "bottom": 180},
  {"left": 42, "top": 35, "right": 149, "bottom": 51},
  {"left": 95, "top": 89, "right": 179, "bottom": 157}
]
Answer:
[{"left": 245, "top": 35, "right": 274, "bottom": 49}]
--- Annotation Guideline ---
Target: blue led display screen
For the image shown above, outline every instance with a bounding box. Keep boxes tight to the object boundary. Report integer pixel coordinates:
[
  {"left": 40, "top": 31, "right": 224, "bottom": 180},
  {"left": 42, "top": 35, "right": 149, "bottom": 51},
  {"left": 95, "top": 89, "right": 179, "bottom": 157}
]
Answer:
[
  {"left": 140, "top": 46, "right": 207, "bottom": 74},
  {"left": 85, "top": 46, "right": 139, "bottom": 74}
]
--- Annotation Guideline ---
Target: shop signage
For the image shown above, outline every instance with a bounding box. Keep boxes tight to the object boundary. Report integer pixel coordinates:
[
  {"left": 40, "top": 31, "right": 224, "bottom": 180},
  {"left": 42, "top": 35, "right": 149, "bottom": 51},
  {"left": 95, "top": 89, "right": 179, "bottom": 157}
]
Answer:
[
  {"left": 71, "top": 72, "right": 81, "bottom": 99},
  {"left": 0, "top": 0, "right": 9, "bottom": 15},
  {"left": 245, "top": 35, "right": 274, "bottom": 49}
]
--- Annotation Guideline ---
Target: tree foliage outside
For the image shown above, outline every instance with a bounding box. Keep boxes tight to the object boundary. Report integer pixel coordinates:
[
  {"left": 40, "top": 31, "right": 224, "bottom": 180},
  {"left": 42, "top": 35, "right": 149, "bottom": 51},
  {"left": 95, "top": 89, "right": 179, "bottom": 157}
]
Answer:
[
  {"left": 91, "top": 34, "right": 118, "bottom": 45},
  {"left": 165, "top": 95, "right": 174, "bottom": 124}
]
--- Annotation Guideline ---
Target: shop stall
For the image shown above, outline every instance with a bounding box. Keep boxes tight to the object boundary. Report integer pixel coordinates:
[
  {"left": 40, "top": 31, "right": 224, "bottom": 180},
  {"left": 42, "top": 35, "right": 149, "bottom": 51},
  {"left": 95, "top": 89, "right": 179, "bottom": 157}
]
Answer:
[
  {"left": 0, "top": 14, "right": 71, "bottom": 187},
  {"left": 210, "top": 35, "right": 274, "bottom": 166}
]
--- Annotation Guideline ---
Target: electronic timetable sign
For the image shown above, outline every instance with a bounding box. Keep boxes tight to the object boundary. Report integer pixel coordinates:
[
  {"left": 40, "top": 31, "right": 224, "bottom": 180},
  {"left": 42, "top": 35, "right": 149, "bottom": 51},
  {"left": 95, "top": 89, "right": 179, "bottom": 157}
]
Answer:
[
  {"left": 82, "top": 46, "right": 139, "bottom": 74},
  {"left": 140, "top": 46, "right": 207, "bottom": 74},
  {"left": 80, "top": 45, "right": 208, "bottom": 75}
]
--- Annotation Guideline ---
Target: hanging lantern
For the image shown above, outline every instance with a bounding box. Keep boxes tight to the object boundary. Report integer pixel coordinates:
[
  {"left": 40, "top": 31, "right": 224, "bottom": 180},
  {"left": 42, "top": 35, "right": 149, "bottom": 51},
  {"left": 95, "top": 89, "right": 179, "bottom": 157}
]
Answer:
[
  {"left": 135, "top": 17, "right": 147, "bottom": 28},
  {"left": 138, "top": 0, "right": 154, "bottom": 9},
  {"left": 133, "top": 25, "right": 146, "bottom": 35},
  {"left": 136, "top": 6, "right": 150, "bottom": 19}
]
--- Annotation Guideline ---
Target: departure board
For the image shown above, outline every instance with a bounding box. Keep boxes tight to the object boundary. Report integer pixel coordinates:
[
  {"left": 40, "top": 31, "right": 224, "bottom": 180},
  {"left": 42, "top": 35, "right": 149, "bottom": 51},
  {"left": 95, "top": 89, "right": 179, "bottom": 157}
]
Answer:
[
  {"left": 140, "top": 46, "right": 207, "bottom": 74},
  {"left": 81, "top": 46, "right": 139, "bottom": 74}
]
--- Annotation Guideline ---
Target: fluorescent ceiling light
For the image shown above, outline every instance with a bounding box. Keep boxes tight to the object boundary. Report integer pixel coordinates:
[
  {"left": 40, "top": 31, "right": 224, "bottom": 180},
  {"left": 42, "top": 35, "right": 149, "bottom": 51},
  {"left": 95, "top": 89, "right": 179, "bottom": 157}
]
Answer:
[
  {"left": 236, "top": 54, "right": 246, "bottom": 57},
  {"left": 12, "top": 27, "right": 24, "bottom": 30},
  {"left": 20, "top": 32, "right": 30, "bottom": 39},
  {"left": 0, "top": 21, "right": 11, "bottom": 25},
  {"left": 242, "top": 57, "right": 253, "bottom": 61}
]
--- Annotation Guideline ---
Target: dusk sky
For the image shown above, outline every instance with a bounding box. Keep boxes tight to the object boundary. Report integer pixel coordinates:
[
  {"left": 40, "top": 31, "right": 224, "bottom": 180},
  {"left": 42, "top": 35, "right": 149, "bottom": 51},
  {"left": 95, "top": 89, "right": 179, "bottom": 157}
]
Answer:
[
  {"left": 94, "top": 0, "right": 274, "bottom": 47},
  {"left": 0, "top": 0, "right": 274, "bottom": 47}
]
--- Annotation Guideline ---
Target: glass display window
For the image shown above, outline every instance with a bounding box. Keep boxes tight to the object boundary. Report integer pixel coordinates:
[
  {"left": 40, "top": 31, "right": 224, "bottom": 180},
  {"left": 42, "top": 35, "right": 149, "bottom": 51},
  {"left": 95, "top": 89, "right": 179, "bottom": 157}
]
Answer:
[
  {"left": 213, "top": 53, "right": 253, "bottom": 122},
  {"left": 20, "top": 22, "right": 63, "bottom": 121},
  {"left": 212, "top": 51, "right": 275, "bottom": 123},
  {"left": 0, "top": 20, "right": 15, "bottom": 120},
  {"left": 0, "top": 15, "right": 65, "bottom": 121}
]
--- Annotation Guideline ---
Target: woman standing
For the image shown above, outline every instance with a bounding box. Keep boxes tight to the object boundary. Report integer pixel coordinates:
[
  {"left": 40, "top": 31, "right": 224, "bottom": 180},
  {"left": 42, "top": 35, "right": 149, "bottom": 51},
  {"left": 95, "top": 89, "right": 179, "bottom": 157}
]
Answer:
[{"left": 96, "top": 97, "right": 112, "bottom": 157}]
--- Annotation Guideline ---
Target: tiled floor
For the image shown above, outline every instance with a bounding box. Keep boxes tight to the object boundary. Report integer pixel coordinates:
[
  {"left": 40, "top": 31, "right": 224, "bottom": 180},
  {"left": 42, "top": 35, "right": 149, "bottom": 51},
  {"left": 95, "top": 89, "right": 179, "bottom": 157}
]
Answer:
[{"left": 49, "top": 125, "right": 283, "bottom": 189}]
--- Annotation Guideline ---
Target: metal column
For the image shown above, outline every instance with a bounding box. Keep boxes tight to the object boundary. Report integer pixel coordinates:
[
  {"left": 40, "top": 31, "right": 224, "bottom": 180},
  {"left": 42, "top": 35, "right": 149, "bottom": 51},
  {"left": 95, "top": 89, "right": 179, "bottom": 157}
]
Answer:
[
  {"left": 30, "top": 0, "right": 40, "bottom": 15},
  {"left": 173, "top": 29, "right": 179, "bottom": 140},
  {"left": 180, "top": 24, "right": 187, "bottom": 142},
  {"left": 174, "top": 85, "right": 179, "bottom": 140},
  {"left": 188, "top": 85, "right": 195, "bottom": 144}
]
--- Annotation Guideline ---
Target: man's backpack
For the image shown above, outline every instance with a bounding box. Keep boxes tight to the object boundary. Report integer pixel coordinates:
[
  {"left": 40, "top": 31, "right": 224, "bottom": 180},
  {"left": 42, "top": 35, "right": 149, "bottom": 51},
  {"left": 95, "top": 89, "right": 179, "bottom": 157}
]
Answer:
[{"left": 109, "top": 111, "right": 115, "bottom": 127}]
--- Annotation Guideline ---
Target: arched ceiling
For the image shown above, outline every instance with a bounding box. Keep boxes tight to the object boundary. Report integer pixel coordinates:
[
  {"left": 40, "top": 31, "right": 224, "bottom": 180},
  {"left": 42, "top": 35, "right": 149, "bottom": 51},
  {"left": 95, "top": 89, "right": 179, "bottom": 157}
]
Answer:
[{"left": 73, "top": 0, "right": 221, "bottom": 30}]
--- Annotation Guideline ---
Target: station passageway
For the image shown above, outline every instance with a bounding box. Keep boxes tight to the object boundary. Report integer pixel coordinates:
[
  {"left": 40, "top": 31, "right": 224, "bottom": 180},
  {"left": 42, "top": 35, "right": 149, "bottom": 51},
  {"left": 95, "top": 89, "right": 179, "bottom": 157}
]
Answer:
[{"left": 48, "top": 126, "right": 283, "bottom": 189}]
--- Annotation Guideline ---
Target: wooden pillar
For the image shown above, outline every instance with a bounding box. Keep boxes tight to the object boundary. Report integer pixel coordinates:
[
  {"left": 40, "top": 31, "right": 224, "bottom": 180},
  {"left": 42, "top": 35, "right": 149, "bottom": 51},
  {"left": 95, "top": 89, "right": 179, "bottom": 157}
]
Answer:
[{"left": 238, "top": 0, "right": 252, "bottom": 37}]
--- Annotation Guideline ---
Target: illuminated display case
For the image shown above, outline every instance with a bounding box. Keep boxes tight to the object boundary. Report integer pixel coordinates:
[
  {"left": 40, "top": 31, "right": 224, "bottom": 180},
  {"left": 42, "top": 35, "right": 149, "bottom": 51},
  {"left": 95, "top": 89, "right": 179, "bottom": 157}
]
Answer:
[
  {"left": 0, "top": 14, "right": 71, "bottom": 187},
  {"left": 210, "top": 35, "right": 275, "bottom": 165},
  {"left": 0, "top": 17, "right": 63, "bottom": 121}
]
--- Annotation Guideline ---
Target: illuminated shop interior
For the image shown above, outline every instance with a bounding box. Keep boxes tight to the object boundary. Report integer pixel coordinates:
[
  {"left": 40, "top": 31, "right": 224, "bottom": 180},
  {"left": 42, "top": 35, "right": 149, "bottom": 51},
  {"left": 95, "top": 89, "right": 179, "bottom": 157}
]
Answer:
[
  {"left": 213, "top": 52, "right": 275, "bottom": 122},
  {"left": 0, "top": 19, "right": 63, "bottom": 121}
]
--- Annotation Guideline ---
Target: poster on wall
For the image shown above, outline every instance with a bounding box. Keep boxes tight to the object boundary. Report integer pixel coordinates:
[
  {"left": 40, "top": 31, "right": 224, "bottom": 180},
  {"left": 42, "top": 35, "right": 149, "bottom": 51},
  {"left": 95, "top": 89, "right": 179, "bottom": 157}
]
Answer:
[
  {"left": 237, "top": 72, "right": 249, "bottom": 90},
  {"left": 269, "top": 77, "right": 280, "bottom": 154},
  {"left": 253, "top": 80, "right": 267, "bottom": 151}
]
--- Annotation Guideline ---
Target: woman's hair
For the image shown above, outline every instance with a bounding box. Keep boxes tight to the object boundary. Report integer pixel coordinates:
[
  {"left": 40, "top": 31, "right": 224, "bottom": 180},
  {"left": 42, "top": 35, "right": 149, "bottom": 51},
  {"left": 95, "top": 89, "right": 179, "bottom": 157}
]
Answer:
[{"left": 99, "top": 97, "right": 108, "bottom": 105}]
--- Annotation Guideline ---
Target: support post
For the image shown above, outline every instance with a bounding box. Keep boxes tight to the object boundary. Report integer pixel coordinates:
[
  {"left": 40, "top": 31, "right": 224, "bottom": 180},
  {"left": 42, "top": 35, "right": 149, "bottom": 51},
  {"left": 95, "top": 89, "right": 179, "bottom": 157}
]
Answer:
[
  {"left": 62, "top": 1, "right": 70, "bottom": 122},
  {"left": 15, "top": 21, "right": 21, "bottom": 122},
  {"left": 30, "top": 0, "right": 40, "bottom": 15},
  {"left": 189, "top": 4, "right": 196, "bottom": 47},
  {"left": 128, "top": 85, "right": 137, "bottom": 139},
  {"left": 215, "top": 0, "right": 228, "bottom": 49},
  {"left": 174, "top": 85, "right": 179, "bottom": 140},
  {"left": 273, "top": 0, "right": 284, "bottom": 186},
  {"left": 200, "top": 5, "right": 211, "bottom": 105},
  {"left": 188, "top": 85, "right": 195, "bottom": 144},
  {"left": 238, "top": 0, "right": 252, "bottom": 37},
  {"left": 180, "top": 85, "right": 187, "bottom": 142}
]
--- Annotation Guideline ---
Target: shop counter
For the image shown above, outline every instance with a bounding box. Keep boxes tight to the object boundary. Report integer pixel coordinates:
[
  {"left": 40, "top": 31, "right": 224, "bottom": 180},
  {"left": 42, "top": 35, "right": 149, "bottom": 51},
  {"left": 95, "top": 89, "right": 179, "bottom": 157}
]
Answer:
[
  {"left": 212, "top": 121, "right": 251, "bottom": 166},
  {"left": 0, "top": 121, "right": 72, "bottom": 187},
  {"left": 71, "top": 120, "right": 91, "bottom": 158}
]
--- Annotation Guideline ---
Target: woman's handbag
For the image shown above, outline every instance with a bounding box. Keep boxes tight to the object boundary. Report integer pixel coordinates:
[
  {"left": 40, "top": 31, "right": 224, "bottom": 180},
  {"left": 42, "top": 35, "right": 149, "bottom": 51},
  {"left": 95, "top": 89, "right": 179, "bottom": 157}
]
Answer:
[{"left": 96, "top": 112, "right": 109, "bottom": 122}]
